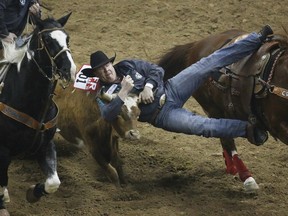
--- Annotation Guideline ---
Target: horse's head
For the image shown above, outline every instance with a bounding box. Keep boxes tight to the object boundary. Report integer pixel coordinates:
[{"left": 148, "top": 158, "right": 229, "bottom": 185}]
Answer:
[
  {"left": 29, "top": 13, "right": 76, "bottom": 83},
  {"left": 99, "top": 91, "right": 141, "bottom": 140},
  {"left": 258, "top": 35, "right": 288, "bottom": 144}
]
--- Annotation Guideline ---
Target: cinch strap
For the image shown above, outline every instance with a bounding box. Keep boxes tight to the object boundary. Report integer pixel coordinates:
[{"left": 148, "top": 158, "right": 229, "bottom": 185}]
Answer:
[{"left": 0, "top": 102, "right": 58, "bottom": 131}]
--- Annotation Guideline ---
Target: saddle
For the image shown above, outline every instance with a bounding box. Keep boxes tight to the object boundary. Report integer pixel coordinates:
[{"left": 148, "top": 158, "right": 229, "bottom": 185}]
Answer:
[
  {"left": 215, "top": 35, "right": 280, "bottom": 121},
  {"left": 0, "top": 35, "right": 30, "bottom": 94}
]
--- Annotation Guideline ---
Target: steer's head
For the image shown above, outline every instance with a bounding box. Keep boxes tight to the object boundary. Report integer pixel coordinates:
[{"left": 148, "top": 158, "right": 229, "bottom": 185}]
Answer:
[{"left": 100, "top": 92, "right": 141, "bottom": 140}]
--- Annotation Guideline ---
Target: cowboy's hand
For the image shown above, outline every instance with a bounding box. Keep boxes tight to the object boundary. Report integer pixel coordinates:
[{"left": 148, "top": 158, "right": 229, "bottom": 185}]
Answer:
[
  {"left": 118, "top": 75, "right": 134, "bottom": 101},
  {"left": 1, "top": 33, "right": 17, "bottom": 44},
  {"left": 29, "top": 2, "right": 41, "bottom": 17},
  {"left": 139, "top": 85, "right": 154, "bottom": 104}
]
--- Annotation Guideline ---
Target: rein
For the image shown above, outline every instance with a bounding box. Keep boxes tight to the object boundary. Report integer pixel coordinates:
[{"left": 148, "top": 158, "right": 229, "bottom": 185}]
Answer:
[
  {"left": 257, "top": 49, "right": 288, "bottom": 99},
  {"left": 28, "top": 28, "right": 69, "bottom": 153},
  {"left": 3, "top": 27, "right": 66, "bottom": 131},
  {"left": 38, "top": 28, "right": 71, "bottom": 65},
  {"left": 29, "top": 27, "right": 71, "bottom": 82},
  {"left": 0, "top": 26, "right": 69, "bottom": 153}
]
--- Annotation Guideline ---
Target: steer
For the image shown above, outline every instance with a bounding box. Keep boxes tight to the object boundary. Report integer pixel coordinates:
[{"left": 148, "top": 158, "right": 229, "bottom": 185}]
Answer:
[{"left": 54, "top": 84, "right": 140, "bottom": 187}]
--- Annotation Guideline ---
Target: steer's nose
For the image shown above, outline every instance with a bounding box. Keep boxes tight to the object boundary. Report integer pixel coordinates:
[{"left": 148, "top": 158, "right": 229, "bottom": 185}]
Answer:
[{"left": 125, "top": 129, "right": 141, "bottom": 140}]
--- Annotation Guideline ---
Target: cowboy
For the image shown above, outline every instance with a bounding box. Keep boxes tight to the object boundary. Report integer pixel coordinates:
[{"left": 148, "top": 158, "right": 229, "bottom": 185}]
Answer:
[
  {"left": 0, "top": 0, "right": 41, "bottom": 58},
  {"left": 82, "top": 25, "right": 273, "bottom": 146}
]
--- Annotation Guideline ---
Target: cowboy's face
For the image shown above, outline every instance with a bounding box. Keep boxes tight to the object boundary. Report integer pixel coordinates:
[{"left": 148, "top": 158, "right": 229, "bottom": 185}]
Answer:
[{"left": 94, "top": 62, "right": 117, "bottom": 83}]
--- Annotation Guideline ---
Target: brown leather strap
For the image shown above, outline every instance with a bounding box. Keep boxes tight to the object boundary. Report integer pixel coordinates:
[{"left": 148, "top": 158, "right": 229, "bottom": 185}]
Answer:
[
  {"left": 0, "top": 102, "right": 58, "bottom": 131},
  {"left": 271, "top": 87, "right": 288, "bottom": 99}
]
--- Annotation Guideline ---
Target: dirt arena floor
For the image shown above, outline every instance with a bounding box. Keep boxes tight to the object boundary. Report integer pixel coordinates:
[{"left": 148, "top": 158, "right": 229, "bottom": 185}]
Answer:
[{"left": 5, "top": 0, "right": 288, "bottom": 215}]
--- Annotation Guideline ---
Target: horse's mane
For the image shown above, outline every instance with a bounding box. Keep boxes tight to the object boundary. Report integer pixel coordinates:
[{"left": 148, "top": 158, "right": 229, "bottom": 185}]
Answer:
[
  {"left": 158, "top": 42, "right": 196, "bottom": 81},
  {"left": 271, "top": 34, "right": 288, "bottom": 49},
  {"left": 158, "top": 43, "right": 194, "bottom": 67},
  {"left": 158, "top": 32, "right": 288, "bottom": 70}
]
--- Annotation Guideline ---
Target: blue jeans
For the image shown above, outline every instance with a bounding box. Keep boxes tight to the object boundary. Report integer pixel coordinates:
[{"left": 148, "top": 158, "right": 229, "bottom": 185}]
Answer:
[{"left": 154, "top": 32, "right": 262, "bottom": 138}]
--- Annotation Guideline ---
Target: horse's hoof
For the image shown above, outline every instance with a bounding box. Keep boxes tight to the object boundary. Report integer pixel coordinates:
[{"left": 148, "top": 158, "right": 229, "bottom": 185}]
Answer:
[
  {"left": 0, "top": 209, "right": 10, "bottom": 216},
  {"left": 26, "top": 185, "right": 41, "bottom": 203},
  {"left": 244, "top": 177, "right": 259, "bottom": 193}
]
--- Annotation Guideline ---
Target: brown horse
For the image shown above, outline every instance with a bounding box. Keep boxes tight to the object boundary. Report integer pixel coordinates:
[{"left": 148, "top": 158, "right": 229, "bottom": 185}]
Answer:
[{"left": 158, "top": 29, "right": 288, "bottom": 192}]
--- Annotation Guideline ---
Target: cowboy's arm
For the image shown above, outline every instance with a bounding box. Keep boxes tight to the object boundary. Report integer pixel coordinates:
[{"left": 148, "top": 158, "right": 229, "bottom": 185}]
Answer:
[
  {"left": 133, "top": 60, "right": 164, "bottom": 103},
  {"left": 133, "top": 60, "right": 164, "bottom": 89},
  {"left": 29, "top": 0, "right": 41, "bottom": 18},
  {"left": 96, "top": 97, "right": 124, "bottom": 122},
  {"left": 0, "top": 0, "right": 9, "bottom": 39},
  {"left": 97, "top": 75, "right": 134, "bottom": 122}
]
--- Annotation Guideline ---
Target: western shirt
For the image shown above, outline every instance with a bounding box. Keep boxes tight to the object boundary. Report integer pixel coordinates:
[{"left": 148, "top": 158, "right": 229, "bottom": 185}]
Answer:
[
  {"left": 97, "top": 59, "right": 165, "bottom": 123},
  {"left": 0, "top": 0, "right": 37, "bottom": 38}
]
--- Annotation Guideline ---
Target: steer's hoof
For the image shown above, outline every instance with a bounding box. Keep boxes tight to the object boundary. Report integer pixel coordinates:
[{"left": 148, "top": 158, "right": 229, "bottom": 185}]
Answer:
[
  {"left": 26, "top": 185, "right": 41, "bottom": 203},
  {"left": 244, "top": 177, "right": 259, "bottom": 193},
  {"left": 0, "top": 209, "right": 10, "bottom": 216}
]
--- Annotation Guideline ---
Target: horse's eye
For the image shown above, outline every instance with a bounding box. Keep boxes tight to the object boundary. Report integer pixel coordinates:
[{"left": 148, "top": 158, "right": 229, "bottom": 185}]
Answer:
[{"left": 43, "top": 37, "right": 51, "bottom": 44}]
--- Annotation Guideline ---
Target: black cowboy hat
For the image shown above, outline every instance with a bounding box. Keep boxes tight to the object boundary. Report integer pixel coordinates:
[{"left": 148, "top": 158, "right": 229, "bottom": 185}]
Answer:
[{"left": 82, "top": 51, "right": 116, "bottom": 77}]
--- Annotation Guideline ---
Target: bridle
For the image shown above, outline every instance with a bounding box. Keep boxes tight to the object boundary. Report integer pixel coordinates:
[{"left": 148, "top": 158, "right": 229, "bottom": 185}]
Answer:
[
  {"left": 26, "top": 26, "right": 72, "bottom": 153},
  {"left": 29, "top": 27, "right": 71, "bottom": 84},
  {"left": 257, "top": 48, "right": 288, "bottom": 99}
]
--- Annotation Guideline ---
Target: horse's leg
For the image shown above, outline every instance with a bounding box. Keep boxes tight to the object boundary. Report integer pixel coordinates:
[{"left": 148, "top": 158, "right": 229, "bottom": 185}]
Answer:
[
  {"left": 0, "top": 147, "right": 11, "bottom": 216},
  {"left": 221, "top": 138, "right": 238, "bottom": 175},
  {"left": 26, "top": 140, "right": 61, "bottom": 203},
  {"left": 221, "top": 138, "right": 259, "bottom": 192}
]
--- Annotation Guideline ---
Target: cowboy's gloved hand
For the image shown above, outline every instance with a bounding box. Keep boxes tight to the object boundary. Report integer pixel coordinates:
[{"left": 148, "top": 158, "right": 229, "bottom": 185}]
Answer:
[
  {"left": 1, "top": 33, "right": 17, "bottom": 44},
  {"left": 118, "top": 75, "right": 134, "bottom": 101},
  {"left": 139, "top": 85, "right": 154, "bottom": 104},
  {"left": 29, "top": 2, "right": 41, "bottom": 17}
]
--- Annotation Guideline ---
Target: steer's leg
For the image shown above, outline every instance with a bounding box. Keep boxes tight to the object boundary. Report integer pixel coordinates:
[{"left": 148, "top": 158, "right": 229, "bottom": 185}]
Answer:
[
  {"left": 93, "top": 155, "right": 120, "bottom": 187},
  {"left": 86, "top": 123, "right": 121, "bottom": 187},
  {"left": 91, "top": 144, "right": 121, "bottom": 188},
  {"left": 26, "top": 140, "right": 61, "bottom": 203},
  {"left": 110, "top": 135, "right": 127, "bottom": 185}
]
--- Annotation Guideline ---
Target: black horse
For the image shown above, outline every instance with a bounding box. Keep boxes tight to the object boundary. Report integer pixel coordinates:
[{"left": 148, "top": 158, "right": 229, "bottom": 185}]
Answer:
[
  {"left": 0, "top": 13, "right": 76, "bottom": 215},
  {"left": 159, "top": 29, "right": 288, "bottom": 192}
]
